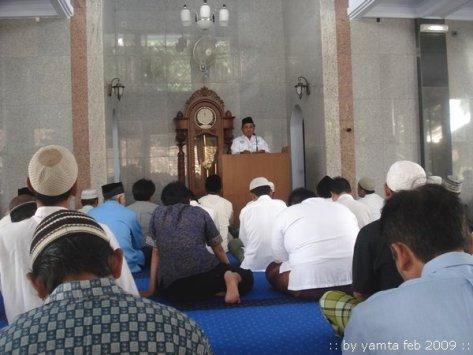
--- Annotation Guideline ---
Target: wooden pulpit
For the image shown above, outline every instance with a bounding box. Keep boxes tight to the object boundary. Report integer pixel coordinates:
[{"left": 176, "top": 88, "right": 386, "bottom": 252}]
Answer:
[{"left": 221, "top": 153, "right": 291, "bottom": 224}]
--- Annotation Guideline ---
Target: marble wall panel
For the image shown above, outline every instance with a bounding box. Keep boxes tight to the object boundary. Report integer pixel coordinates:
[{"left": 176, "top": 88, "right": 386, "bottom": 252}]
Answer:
[
  {"left": 351, "top": 18, "right": 420, "bottom": 194},
  {"left": 0, "top": 19, "right": 73, "bottom": 215}
]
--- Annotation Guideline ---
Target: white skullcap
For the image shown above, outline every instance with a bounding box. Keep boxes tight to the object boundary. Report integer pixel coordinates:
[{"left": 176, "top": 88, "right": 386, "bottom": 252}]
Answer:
[
  {"left": 358, "top": 177, "right": 375, "bottom": 191},
  {"left": 249, "top": 177, "right": 270, "bottom": 191},
  {"left": 268, "top": 181, "right": 275, "bottom": 192},
  {"left": 386, "top": 161, "right": 426, "bottom": 192},
  {"left": 28, "top": 145, "right": 78, "bottom": 196},
  {"left": 81, "top": 188, "right": 98, "bottom": 200},
  {"left": 427, "top": 176, "right": 443, "bottom": 185}
]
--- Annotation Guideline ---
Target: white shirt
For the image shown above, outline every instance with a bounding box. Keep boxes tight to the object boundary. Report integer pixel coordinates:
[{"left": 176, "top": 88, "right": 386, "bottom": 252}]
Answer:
[
  {"left": 231, "top": 135, "right": 270, "bottom": 154},
  {"left": 358, "top": 193, "right": 384, "bottom": 221},
  {"left": 239, "top": 195, "right": 286, "bottom": 271},
  {"left": 272, "top": 198, "right": 359, "bottom": 291},
  {"left": 336, "top": 194, "right": 372, "bottom": 229},
  {"left": 199, "top": 194, "right": 233, "bottom": 251},
  {"left": 0, "top": 214, "right": 12, "bottom": 230},
  {"left": 0, "top": 206, "right": 139, "bottom": 323}
]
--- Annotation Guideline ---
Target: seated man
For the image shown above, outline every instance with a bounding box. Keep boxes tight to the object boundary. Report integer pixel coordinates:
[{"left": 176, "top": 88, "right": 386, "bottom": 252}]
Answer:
[
  {"left": 78, "top": 188, "right": 98, "bottom": 214},
  {"left": 316, "top": 175, "right": 334, "bottom": 199},
  {"left": 343, "top": 184, "right": 473, "bottom": 352},
  {"left": 357, "top": 177, "right": 384, "bottom": 221},
  {"left": 143, "top": 181, "right": 253, "bottom": 304},
  {"left": 199, "top": 175, "right": 233, "bottom": 252},
  {"left": 89, "top": 182, "right": 145, "bottom": 274},
  {"left": 0, "top": 145, "right": 138, "bottom": 323},
  {"left": 0, "top": 210, "right": 212, "bottom": 354},
  {"left": 0, "top": 187, "right": 36, "bottom": 229},
  {"left": 127, "top": 179, "right": 158, "bottom": 238},
  {"left": 320, "top": 160, "right": 426, "bottom": 335},
  {"left": 231, "top": 117, "right": 270, "bottom": 154},
  {"left": 330, "top": 177, "right": 372, "bottom": 228},
  {"left": 266, "top": 188, "right": 359, "bottom": 299},
  {"left": 287, "top": 187, "right": 316, "bottom": 206},
  {"left": 239, "top": 177, "right": 287, "bottom": 271}
]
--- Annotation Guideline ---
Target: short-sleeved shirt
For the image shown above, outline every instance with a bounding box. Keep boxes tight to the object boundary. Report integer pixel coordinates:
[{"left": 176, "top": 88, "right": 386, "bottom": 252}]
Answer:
[
  {"left": 150, "top": 204, "right": 222, "bottom": 288},
  {"left": 352, "top": 219, "right": 403, "bottom": 296},
  {"left": 0, "top": 278, "right": 212, "bottom": 354}
]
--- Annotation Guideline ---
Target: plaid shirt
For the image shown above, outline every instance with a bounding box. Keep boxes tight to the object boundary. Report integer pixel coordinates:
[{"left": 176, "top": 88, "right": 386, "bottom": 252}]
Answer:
[{"left": 0, "top": 278, "right": 212, "bottom": 354}]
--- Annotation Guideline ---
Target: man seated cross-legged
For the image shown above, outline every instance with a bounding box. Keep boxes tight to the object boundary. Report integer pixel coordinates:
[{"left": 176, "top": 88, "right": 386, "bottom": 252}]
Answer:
[
  {"left": 0, "top": 210, "right": 212, "bottom": 354},
  {"left": 343, "top": 184, "right": 473, "bottom": 354},
  {"left": 143, "top": 181, "right": 253, "bottom": 304},
  {"left": 266, "top": 187, "right": 359, "bottom": 299}
]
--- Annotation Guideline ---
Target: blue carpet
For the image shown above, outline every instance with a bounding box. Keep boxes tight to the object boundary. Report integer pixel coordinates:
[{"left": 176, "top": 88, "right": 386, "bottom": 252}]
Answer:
[{"left": 0, "top": 272, "right": 341, "bottom": 354}]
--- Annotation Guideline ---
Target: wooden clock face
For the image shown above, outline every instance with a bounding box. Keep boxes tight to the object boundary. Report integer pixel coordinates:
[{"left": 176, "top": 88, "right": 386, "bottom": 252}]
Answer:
[{"left": 195, "top": 107, "right": 216, "bottom": 129}]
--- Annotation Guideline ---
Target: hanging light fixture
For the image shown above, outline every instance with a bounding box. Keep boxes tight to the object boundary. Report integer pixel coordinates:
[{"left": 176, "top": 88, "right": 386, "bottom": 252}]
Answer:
[
  {"left": 180, "top": 1, "right": 229, "bottom": 30},
  {"left": 108, "top": 78, "right": 125, "bottom": 101},
  {"left": 295, "top": 76, "right": 310, "bottom": 100}
]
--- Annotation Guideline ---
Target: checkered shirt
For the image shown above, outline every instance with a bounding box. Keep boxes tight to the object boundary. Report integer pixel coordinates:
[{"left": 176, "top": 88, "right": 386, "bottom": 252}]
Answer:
[{"left": 0, "top": 278, "right": 212, "bottom": 354}]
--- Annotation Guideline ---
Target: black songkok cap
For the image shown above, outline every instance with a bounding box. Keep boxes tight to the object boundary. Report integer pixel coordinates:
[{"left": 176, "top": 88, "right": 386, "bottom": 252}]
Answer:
[
  {"left": 102, "top": 182, "right": 125, "bottom": 200},
  {"left": 17, "top": 187, "right": 34, "bottom": 197},
  {"left": 241, "top": 116, "right": 254, "bottom": 127}
]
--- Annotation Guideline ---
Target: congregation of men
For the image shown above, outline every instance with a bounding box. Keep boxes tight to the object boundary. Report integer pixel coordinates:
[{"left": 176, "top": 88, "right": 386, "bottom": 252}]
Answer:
[{"left": 0, "top": 143, "right": 471, "bottom": 354}]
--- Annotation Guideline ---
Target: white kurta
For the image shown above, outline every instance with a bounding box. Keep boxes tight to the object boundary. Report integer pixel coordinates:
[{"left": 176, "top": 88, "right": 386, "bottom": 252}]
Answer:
[
  {"left": 336, "top": 193, "right": 372, "bottom": 229},
  {"left": 230, "top": 135, "right": 270, "bottom": 154},
  {"left": 0, "top": 214, "right": 12, "bottom": 230},
  {"left": 199, "top": 194, "right": 233, "bottom": 251},
  {"left": 358, "top": 193, "right": 384, "bottom": 221},
  {"left": 272, "top": 197, "right": 359, "bottom": 291},
  {"left": 239, "top": 195, "right": 286, "bottom": 271},
  {"left": 0, "top": 206, "right": 139, "bottom": 323}
]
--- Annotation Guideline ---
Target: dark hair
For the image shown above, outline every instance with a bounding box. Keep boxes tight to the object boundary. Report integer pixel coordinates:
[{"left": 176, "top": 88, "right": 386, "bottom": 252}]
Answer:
[
  {"left": 35, "top": 188, "right": 74, "bottom": 206},
  {"left": 81, "top": 198, "right": 98, "bottom": 205},
  {"left": 250, "top": 185, "right": 271, "bottom": 197},
  {"left": 288, "top": 188, "right": 316, "bottom": 206},
  {"left": 205, "top": 175, "right": 222, "bottom": 194},
  {"left": 161, "top": 181, "right": 191, "bottom": 206},
  {"left": 358, "top": 185, "right": 375, "bottom": 195},
  {"left": 329, "top": 177, "right": 352, "bottom": 194},
  {"left": 31, "top": 234, "right": 115, "bottom": 294},
  {"left": 132, "top": 179, "right": 156, "bottom": 201},
  {"left": 381, "top": 184, "right": 470, "bottom": 263},
  {"left": 316, "top": 176, "right": 333, "bottom": 198}
]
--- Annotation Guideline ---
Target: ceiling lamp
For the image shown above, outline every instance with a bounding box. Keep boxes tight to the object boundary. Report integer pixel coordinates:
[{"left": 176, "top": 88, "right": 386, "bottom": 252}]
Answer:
[{"left": 180, "top": 1, "right": 229, "bottom": 30}]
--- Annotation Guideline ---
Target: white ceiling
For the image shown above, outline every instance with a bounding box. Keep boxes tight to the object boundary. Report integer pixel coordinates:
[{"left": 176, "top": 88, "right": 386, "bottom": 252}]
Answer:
[
  {"left": 349, "top": 0, "right": 473, "bottom": 20},
  {"left": 0, "top": 0, "right": 73, "bottom": 19}
]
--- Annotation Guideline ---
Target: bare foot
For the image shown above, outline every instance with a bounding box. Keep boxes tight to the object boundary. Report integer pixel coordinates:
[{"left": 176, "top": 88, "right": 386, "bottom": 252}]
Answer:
[{"left": 224, "top": 271, "right": 242, "bottom": 304}]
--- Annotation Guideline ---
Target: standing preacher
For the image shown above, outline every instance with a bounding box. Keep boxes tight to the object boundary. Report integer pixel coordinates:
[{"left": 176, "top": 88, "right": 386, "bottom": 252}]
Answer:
[{"left": 231, "top": 117, "right": 270, "bottom": 154}]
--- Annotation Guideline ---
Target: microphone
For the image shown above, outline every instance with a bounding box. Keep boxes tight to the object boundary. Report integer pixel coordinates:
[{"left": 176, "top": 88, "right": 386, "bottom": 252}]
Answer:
[{"left": 254, "top": 133, "right": 259, "bottom": 152}]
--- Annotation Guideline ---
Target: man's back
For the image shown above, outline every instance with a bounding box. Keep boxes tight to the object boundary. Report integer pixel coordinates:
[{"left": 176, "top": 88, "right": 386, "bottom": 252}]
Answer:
[
  {"left": 239, "top": 195, "right": 286, "bottom": 271},
  {"left": 272, "top": 198, "right": 359, "bottom": 290},
  {"left": 0, "top": 206, "right": 139, "bottom": 323},
  {"left": 352, "top": 219, "right": 403, "bottom": 297},
  {"left": 89, "top": 201, "right": 144, "bottom": 273},
  {"left": 127, "top": 200, "right": 158, "bottom": 237},
  {"left": 337, "top": 194, "right": 372, "bottom": 228},
  {"left": 358, "top": 193, "right": 384, "bottom": 221},
  {"left": 199, "top": 194, "right": 233, "bottom": 250},
  {"left": 344, "top": 252, "right": 473, "bottom": 354},
  {"left": 0, "top": 278, "right": 212, "bottom": 354}
]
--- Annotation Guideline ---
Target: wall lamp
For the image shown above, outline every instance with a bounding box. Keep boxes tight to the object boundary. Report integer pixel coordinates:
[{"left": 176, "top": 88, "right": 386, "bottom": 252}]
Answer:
[
  {"left": 108, "top": 78, "right": 125, "bottom": 100},
  {"left": 295, "top": 76, "right": 310, "bottom": 100}
]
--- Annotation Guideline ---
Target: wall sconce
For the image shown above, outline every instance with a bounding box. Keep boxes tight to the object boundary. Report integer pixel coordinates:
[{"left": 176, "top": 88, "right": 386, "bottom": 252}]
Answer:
[
  {"left": 108, "top": 78, "right": 125, "bottom": 100},
  {"left": 295, "top": 76, "right": 310, "bottom": 100}
]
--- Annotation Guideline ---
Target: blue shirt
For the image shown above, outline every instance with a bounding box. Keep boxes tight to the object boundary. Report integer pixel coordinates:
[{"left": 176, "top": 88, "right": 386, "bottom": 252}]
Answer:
[
  {"left": 0, "top": 278, "right": 212, "bottom": 354},
  {"left": 89, "top": 200, "right": 144, "bottom": 273},
  {"left": 343, "top": 252, "right": 473, "bottom": 354}
]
